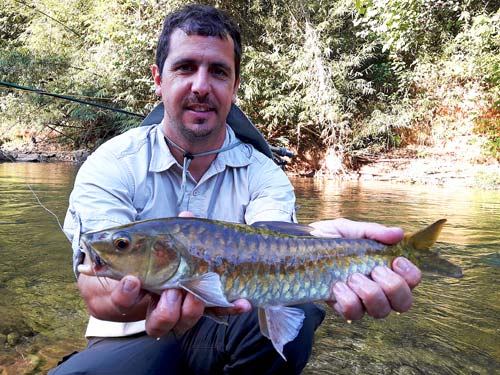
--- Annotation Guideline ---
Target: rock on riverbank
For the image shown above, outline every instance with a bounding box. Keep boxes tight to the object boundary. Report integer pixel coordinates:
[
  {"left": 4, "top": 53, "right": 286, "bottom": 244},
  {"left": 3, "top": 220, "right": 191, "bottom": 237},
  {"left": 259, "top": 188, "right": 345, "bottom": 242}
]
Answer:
[{"left": 0, "top": 148, "right": 90, "bottom": 163}]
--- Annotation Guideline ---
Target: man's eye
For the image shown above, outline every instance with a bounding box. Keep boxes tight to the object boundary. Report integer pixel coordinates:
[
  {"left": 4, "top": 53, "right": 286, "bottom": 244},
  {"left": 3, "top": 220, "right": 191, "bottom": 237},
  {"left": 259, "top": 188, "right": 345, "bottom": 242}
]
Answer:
[
  {"left": 212, "top": 68, "right": 229, "bottom": 78},
  {"left": 177, "top": 64, "right": 194, "bottom": 73}
]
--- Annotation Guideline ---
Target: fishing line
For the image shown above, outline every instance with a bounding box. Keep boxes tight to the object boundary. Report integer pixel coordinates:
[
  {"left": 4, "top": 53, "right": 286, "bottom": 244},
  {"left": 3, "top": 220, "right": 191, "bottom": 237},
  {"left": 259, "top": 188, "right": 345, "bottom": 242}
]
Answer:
[
  {"left": 26, "top": 183, "right": 65, "bottom": 235},
  {"left": 28, "top": 183, "right": 113, "bottom": 290}
]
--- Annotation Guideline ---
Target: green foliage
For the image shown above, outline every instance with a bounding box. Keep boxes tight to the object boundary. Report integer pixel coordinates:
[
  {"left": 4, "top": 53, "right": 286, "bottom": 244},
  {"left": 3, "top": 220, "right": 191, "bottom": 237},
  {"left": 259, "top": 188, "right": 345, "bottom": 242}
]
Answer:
[
  {"left": 1, "top": 0, "right": 165, "bottom": 148},
  {"left": 1, "top": 0, "right": 499, "bottom": 166},
  {"left": 354, "top": 0, "right": 463, "bottom": 58}
]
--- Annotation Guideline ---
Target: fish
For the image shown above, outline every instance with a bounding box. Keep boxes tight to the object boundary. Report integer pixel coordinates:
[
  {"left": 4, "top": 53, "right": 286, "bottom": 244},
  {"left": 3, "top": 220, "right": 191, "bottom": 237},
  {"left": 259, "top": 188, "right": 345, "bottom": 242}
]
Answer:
[{"left": 78, "top": 217, "right": 462, "bottom": 360}]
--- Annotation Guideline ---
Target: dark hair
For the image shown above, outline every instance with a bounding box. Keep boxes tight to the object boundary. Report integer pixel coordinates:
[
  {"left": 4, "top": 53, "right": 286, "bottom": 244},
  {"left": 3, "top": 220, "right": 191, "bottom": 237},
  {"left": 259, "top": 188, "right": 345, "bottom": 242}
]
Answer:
[{"left": 155, "top": 4, "right": 242, "bottom": 80}]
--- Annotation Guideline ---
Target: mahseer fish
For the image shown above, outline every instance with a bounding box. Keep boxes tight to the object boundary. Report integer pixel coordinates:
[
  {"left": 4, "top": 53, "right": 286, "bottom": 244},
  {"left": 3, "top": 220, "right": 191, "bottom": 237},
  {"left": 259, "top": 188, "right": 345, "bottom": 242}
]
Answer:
[{"left": 78, "top": 217, "right": 462, "bottom": 359}]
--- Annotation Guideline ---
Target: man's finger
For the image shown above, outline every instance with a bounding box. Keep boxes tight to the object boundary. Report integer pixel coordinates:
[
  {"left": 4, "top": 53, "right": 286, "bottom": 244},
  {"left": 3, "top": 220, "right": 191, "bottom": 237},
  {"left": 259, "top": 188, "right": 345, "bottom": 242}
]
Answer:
[
  {"left": 172, "top": 293, "right": 205, "bottom": 336},
  {"left": 347, "top": 273, "right": 392, "bottom": 319},
  {"left": 329, "top": 282, "right": 365, "bottom": 321},
  {"left": 207, "top": 298, "right": 252, "bottom": 316},
  {"left": 371, "top": 266, "right": 412, "bottom": 313},
  {"left": 111, "top": 276, "right": 144, "bottom": 314},
  {"left": 392, "top": 257, "right": 422, "bottom": 289},
  {"left": 145, "top": 289, "right": 182, "bottom": 337}
]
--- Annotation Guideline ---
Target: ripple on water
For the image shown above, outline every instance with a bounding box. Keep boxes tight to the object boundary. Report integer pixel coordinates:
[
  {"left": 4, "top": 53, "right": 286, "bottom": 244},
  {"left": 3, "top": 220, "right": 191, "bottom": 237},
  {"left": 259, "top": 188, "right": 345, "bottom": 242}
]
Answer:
[{"left": 1, "top": 167, "right": 499, "bottom": 374}]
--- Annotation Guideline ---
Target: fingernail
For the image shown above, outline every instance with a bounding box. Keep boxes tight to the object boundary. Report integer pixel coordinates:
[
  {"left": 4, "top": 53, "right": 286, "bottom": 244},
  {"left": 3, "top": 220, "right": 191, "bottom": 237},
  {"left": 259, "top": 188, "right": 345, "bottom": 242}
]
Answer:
[
  {"left": 333, "top": 282, "right": 349, "bottom": 295},
  {"left": 122, "top": 277, "right": 137, "bottom": 293},
  {"left": 394, "top": 258, "right": 412, "bottom": 273},
  {"left": 332, "top": 283, "right": 348, "bottom": 315},
  {"left": 372, "top": 266, "right": 391, "bottom": 278},
  {"left": 165, "top": 289, "right": 180, "bottom": 304},
  {"left": 348, "top": 273, "right": 365, "bottom": 285}
]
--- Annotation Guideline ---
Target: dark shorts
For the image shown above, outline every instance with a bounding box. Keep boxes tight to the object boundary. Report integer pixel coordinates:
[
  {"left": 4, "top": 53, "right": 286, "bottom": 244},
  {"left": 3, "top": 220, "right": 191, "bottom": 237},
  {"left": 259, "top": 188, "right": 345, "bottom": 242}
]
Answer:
[{"left": 48, "top": 303, "right": 325, "bottom": 375}]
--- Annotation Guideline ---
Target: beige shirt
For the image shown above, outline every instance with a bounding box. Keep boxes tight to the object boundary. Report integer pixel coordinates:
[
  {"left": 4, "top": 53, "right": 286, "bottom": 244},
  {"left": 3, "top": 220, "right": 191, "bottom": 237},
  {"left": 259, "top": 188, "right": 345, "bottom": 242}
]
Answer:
[{"left": 64, "top": 123, "right": 296, "bottom": 337}]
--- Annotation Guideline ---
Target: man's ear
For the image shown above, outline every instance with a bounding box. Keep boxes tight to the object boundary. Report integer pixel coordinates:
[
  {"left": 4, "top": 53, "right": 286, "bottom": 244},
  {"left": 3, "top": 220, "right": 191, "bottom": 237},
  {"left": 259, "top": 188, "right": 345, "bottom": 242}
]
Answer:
[
  {"left": 232, "top": 77, "right": 240, "bottom": 104},
  {"left": 151, "top": 64, "right": 162, "bottom": 97}
]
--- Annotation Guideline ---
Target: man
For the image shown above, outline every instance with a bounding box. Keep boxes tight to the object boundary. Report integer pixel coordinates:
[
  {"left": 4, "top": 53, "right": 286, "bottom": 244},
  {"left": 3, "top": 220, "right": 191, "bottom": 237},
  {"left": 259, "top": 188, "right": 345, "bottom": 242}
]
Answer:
[{"left": 49, "top": 4, "right": 421, "bottom": 375}]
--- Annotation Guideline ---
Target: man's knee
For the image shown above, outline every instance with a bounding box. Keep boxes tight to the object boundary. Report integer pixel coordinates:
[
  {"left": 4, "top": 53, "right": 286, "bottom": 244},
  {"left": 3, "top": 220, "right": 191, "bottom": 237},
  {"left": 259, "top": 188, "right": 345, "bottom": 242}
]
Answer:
[{"left": 48, "top": 334, "right": 185, "bottom": 375}]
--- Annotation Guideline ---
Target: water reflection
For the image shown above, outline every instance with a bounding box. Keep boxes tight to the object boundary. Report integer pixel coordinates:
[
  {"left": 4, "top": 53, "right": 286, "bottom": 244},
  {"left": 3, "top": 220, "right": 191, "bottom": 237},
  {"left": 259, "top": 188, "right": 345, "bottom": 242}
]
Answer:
[
  {"left": 0, "top": 163, "right": 87, "bottom": 373},
  {"left": 291, "top": 177, "right": 500, "bottom": 375},
  {"left": 0, "top": 164, "right": 498, "bottom": 374}
]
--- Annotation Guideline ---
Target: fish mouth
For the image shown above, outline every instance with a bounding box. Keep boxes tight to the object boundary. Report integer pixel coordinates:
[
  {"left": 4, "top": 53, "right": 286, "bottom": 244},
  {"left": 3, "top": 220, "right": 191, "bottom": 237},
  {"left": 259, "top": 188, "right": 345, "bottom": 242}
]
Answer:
[
  {"left": 78, "top": 237, "right": 109, "bottom": 275},
  {"left": 93, "top": 253, "right": 107, "bottom": 270}
]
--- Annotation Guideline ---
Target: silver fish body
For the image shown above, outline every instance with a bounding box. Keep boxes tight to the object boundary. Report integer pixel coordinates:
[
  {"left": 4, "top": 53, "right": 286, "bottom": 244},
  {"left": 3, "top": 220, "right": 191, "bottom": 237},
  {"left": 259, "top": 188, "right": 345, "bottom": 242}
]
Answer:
[{"left": 79, "top": 217, "right": 459, "bottom": 359}]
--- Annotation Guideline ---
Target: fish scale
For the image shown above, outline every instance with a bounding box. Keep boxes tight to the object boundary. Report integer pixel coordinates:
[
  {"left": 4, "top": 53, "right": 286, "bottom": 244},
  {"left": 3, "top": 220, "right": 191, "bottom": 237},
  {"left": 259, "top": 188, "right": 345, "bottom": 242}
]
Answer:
[
  {"left": 79, "top": 217, "right": 462, "bottom": 360},
  {"left": 179, "top": 222, "right": 398, "bottom": 306}
]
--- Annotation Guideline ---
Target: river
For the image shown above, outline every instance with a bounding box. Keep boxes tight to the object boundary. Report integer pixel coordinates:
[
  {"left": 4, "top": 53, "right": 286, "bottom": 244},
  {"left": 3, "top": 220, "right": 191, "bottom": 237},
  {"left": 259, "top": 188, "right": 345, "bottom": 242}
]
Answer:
[{"left": 0, "top": 162, "right": 498, "bottom": 374}]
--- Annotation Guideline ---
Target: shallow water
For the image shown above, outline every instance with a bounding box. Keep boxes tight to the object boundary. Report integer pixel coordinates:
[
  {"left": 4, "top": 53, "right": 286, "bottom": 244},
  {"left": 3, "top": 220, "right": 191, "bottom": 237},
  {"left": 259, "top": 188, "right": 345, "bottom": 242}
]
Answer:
[
  {"left": 291, "top": 177, "right": 500, "bottom": 375},
  {"left": 0, "top": 163, "right": 498, "bottom": 374}
]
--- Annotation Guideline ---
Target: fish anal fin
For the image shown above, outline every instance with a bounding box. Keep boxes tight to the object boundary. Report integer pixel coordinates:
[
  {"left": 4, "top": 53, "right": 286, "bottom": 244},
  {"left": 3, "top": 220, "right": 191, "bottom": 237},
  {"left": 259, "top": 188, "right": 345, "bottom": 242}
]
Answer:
[
  {"left": 405, "top": 219, "right": 447, "bottom": 251},
  {"left": 258, "top": 306, "right": 305, "bottom": 361},
  {"left": 179, "top": 272, "right": 234, "bottom": 308}
]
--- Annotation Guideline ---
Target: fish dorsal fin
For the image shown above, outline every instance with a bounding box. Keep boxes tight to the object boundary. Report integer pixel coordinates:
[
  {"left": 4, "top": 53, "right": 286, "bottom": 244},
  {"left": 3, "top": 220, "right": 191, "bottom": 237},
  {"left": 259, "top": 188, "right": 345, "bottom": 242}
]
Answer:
[
  {"left": 251, "top": 221, "right": 315, "bottom": 236},
  {"left": 405, "top": 219, "right": 447, "bottom": 250},
  {"left": 179, "top": 272, "right": 234, "bottom": 308},
  {"left": 257, "top": 306, "right": 305, "bottom": 361}
]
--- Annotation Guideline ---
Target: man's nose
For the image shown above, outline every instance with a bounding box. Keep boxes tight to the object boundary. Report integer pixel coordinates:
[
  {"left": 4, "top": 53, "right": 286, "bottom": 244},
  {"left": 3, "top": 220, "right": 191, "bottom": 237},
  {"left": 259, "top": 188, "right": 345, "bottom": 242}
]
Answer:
[{"left": 191, "top": 69, "right": 210, "bottom": 97}]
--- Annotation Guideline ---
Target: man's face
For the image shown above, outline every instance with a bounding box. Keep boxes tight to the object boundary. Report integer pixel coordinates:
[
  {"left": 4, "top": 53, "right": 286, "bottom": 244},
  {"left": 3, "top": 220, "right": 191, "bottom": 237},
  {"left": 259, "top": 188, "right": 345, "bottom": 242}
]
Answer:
[{"left": 152, "top": 29, "right": 240, "bottom": 144}]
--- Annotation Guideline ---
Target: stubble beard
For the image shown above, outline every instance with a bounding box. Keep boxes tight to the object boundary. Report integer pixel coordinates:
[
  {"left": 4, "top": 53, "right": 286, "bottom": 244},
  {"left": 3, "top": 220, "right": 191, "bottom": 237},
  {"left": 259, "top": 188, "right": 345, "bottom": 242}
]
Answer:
[
  {"left": 165, "top": 110, "right": 225, "bottom": 146},
  {"left": 179, "top": 119, "right": 223, "bottom": 142}
]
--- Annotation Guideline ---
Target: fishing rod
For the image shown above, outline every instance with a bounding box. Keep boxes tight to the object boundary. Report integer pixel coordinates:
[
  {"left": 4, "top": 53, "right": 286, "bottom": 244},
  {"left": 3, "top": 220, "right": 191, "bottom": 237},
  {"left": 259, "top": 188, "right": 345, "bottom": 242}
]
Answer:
[
  {"left": 0, "top": 81, "right": 144, "bottom": 118},
  {"left": 1, "top": 81, "right": 293, "bottom": 162}
]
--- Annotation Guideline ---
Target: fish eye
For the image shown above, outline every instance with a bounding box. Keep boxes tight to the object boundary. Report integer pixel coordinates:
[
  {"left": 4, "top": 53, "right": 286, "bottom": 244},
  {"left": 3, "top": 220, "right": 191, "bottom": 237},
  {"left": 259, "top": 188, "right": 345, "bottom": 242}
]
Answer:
[{"left": 112, "top": 232, "right": 132, "bottom": 251}]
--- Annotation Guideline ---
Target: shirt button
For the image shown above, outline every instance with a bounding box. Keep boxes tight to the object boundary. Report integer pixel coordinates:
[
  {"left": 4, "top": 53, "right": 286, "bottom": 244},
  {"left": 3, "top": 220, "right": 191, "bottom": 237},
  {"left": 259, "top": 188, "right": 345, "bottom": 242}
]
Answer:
[{"left": 192, "top": 190, "right": 199, "bottom": 196}]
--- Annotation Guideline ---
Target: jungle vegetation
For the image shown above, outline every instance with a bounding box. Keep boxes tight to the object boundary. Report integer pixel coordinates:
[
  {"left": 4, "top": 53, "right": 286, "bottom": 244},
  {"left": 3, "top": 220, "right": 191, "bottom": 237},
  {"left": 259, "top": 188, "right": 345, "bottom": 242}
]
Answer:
[{"left": 1, "top": 0, "right": 499, "bottom": 171}]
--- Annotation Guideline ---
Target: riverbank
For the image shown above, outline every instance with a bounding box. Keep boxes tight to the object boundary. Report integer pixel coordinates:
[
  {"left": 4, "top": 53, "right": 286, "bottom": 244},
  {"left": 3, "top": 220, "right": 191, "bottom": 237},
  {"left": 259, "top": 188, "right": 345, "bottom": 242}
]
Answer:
[
  {"left": 288, "top": 131, "right": 500, "bottom": 190},
  {"left": 335, "top": 146, "right": 500, "bottom": 190},
  {"left": 2, "top": 139, "right": 499, "bottom": 190}
]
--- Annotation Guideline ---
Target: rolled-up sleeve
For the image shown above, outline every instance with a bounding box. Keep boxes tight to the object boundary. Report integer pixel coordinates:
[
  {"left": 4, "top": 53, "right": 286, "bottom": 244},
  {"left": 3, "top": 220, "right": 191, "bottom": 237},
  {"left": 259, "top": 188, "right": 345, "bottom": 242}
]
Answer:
[{"left": 244, "top": 158, "right": 297, "bottom": 224}]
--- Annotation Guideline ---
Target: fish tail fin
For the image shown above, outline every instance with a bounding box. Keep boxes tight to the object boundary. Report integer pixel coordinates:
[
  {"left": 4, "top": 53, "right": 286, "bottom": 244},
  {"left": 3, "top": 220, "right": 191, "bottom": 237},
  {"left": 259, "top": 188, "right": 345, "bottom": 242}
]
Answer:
[
  {"left": 403, "top": 218, "right": 447, "bottom": 250},
  {"left": 401, "top": 219, "right": 463, "bottom": 278}
]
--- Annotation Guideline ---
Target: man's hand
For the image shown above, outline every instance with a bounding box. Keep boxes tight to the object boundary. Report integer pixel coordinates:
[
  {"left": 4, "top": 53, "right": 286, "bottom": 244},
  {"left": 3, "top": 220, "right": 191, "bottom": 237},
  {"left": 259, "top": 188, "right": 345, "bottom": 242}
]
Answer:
[
  {"left": 79, "top": 272, "right": 252, "bottom": 337},
  {"left": 144, "top": 287, "right": 251, "bottom": 337},
  {"left": 309, "top": 218, "right": 422, "bottom": 321}
]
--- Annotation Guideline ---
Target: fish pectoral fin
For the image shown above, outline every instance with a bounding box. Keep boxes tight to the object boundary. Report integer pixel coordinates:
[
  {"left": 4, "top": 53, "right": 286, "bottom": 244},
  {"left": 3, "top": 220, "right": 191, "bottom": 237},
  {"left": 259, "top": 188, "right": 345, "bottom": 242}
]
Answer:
[
  {"left": 258, "top": 306, "right": 305, "bottom": 361},
  {"left": 179, "top": 272, "right": 234, "bottom": 308}
]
